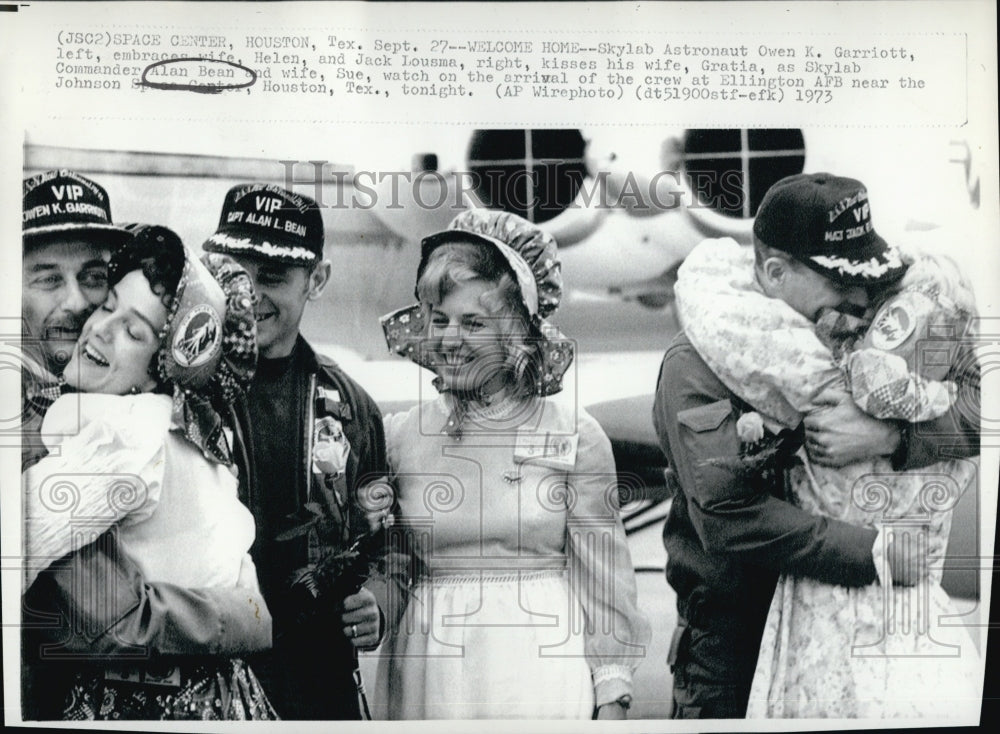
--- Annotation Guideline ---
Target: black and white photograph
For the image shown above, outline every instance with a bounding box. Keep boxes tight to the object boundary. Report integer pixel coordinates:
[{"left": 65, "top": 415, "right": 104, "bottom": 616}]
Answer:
[{"left": 2, "top": 1, "right": 997, "bottom": 730}]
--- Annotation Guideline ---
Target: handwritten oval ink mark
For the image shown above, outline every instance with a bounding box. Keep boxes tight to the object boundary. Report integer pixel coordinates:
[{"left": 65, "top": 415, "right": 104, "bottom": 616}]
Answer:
[{"left": 140, "top": 57, "right": 256, "bottom": 94}]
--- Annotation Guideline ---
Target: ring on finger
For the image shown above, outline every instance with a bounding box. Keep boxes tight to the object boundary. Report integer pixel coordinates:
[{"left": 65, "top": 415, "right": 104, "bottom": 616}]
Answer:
[{"left": 352, "top": 624, "right": 359, "bottom": 638}]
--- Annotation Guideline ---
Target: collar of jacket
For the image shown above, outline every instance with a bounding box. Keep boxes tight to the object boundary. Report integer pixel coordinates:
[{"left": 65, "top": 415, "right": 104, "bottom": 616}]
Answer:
[{"left": 295, "top": 334, "right": 354, "bottom": 422}]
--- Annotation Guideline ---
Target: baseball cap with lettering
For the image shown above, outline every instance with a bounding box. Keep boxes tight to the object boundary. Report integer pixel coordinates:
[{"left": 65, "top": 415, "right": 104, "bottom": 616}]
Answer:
[
  {"left": 23, "top": 170, "right": 130, "bottom": 246},
  {"left": 203, "top": 183, "right": 325, "bottom": 265},
  {"left": 753, "top": 172, "right": 908, "bottom": 286}
]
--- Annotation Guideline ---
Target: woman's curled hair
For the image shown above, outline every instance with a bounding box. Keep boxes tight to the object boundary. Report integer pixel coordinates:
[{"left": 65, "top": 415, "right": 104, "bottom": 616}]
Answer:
[
  {"left": 108, "top": 224, "right": 185, "bottom": 312},
  {"left": 417, "top": 242, "right": 542, "bottom": 399}
]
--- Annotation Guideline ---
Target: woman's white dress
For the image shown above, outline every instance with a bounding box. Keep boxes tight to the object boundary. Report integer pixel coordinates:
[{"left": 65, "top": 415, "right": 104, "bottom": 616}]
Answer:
[
  {"left": 373, "top": 394, "right": 650, "bottom": 719},
  {"left": 24, "top": 393, "right": 256, "bottom": 590},
  {"left": 23, "top": 392, "right": 274, "bottom": 720}
]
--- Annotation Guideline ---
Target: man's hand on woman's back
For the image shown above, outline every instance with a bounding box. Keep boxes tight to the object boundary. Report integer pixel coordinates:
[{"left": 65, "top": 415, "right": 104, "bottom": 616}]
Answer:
[{"left": 805, "top": 389, "right": 901, "bottom": 467}]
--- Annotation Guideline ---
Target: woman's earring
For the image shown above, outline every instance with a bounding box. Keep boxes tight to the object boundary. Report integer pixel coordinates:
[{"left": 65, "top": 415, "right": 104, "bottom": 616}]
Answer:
[{"left": 129, "top": 385, "right": 141, "bottom": 395}]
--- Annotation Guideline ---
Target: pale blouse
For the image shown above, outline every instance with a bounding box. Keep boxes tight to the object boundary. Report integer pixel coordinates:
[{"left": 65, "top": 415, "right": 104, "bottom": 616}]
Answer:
[
  {"left": 384, "top": 393, "right": 651, "bottom": 705},
  {"left": 24, "top": 393, "right": 256, "bottom": 591}
]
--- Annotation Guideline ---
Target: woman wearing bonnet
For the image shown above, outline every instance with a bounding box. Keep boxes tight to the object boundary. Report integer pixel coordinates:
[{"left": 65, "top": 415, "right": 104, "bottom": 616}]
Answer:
[
  {"left": 376, "top": 209, "right": 650, "bottom": 719},
  {"left": 23, "top": 225, "right": 275, "bottom": 719}
]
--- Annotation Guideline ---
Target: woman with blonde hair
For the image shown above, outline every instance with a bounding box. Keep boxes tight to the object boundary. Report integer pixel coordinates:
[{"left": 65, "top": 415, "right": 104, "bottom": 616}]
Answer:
[{"left": 376, "top": 209, "right": 650, "bottom": 719}]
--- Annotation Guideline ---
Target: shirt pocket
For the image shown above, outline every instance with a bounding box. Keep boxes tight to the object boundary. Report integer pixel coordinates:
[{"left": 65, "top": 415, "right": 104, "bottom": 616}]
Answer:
[
  {"left": 677, "top": 399, "right": 733, "bottom": 433},
  {"left": 675, "top": 399, "right": 746, "bottom": 507}
]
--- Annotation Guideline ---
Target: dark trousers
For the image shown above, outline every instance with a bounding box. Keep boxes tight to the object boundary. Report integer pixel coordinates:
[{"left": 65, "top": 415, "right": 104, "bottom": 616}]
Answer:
[
  {"left": 667, "top": 618, "right": 756, "bottom": 719},
  {"left": 249, "top": 625, "right": 362, "bottom": 720}
]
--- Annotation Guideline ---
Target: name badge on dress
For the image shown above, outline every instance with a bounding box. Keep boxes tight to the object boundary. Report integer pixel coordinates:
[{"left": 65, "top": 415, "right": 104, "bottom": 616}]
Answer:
[{"left": 513, "top": 430, "right": 578, "bottom": 470}]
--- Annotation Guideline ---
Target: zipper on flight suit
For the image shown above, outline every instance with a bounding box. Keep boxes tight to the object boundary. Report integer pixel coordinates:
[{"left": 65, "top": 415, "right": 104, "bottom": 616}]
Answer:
[{"left": 305, "top": 372, "right": 320, "bottom": 563}]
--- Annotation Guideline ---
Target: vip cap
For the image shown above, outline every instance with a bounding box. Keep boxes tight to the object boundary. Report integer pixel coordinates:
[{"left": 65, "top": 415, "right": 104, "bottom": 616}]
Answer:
[
  {"left": 753, "top": 172, "right": 907, "bottom": 286},
  {"left": 23, "top": 170, "right": 130, "bottom": 245},
  {"left": 203, "top": 183, "right": 324, "bottom": 265}
]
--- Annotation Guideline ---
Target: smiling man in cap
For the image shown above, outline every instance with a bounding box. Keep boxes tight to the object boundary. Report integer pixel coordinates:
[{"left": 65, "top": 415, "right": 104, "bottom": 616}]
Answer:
[
  {"left": 652, "top": 172, "right": 980, "bottom": 718},
  {"left": 21, "top": 170, "right": 130, "bottom": 465},
  {"left": 203, "top": 183, "right": 393, "bottom": 719},
  {"left": 22, "top": 171, "right": 127, "bottom": 362}
]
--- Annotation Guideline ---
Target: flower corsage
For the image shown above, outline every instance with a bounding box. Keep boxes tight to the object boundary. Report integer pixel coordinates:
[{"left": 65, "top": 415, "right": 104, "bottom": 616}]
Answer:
[
  {"left": 701, "top": 410, "right": 803, "bottom": 478},
  {"left": 312, "top": 415, "right": 350, "bottom": 478}
]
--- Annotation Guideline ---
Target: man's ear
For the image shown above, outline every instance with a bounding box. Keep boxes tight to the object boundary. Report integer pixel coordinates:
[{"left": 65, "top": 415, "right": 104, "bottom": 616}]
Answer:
[
  {"left": 307, "top": 260, "right": 332, "bottom": 301},
  {"left": 759, "top": 256, "right": 787, "bottom": 288}
]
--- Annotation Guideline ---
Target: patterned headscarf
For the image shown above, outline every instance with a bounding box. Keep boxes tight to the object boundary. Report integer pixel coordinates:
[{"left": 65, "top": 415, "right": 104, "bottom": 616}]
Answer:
[
  {"left": 380, "top": 209, "right": 574, "bottom": 396},
  {"left": 109, "top": 225, "right": 257, "bottom": 464}
]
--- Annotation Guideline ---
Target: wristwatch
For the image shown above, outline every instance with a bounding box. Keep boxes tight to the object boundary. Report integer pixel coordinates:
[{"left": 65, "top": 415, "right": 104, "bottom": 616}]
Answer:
[{"left": 615, "top": 694, "right": 633, "bottom": 710}]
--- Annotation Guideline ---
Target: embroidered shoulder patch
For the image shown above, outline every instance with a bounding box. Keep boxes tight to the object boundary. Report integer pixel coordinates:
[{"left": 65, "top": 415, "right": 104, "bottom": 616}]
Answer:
[
  {"left": 869, "top": 300, "right": 916, "bottom": 351},
  {"left": 171, "top": 305, "right": 223, "bottom": 367}
]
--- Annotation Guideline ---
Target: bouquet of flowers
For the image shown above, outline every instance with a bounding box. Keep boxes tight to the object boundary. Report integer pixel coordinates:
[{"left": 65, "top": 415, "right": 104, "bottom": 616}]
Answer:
[
  {"left": 280, "top": 507, "right": 391, "bottom": 607},
  {"left": 276, "top": 414, "right": 395, "bottom": 618}
]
